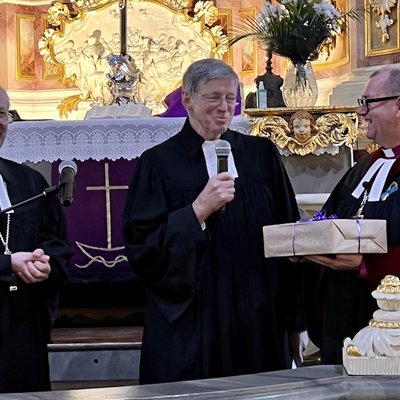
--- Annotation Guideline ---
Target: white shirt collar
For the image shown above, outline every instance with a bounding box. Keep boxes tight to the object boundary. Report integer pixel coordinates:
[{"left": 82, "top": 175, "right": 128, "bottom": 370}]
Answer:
[
  {"left": 0, "top": 175, "right": 11, "bottom": 210},
  {"left": 202, "top": 140, "right": 239, "bottom": 178}
]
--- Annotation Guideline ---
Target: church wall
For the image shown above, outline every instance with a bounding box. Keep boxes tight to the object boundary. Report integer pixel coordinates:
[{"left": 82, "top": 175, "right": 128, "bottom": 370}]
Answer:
[
  {"left": 0, "top": 3, "right": 9, "bottom": 86},
  {"left": 355, "top": 0, "right": 400, "bottom": 68},
  {"left": 0, "top": 2, "right": 65, "bottom": 91},
  {"left": 216, "top": 0, "right": 265, "bottom": 92},
  {"left": 1, "top": 0, "right": 399, "bottom": 117}
]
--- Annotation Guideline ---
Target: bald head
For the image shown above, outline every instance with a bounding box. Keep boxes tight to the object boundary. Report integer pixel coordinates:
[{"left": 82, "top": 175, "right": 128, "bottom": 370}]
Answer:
[{"left": 369, "top": 67, "right": 400, "bottom": 97}]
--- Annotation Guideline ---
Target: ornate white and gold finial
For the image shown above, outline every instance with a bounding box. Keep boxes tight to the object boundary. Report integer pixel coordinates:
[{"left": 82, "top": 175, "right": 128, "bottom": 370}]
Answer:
[{"left": 343, "top": 274, "right": 400, "bottom": 375}]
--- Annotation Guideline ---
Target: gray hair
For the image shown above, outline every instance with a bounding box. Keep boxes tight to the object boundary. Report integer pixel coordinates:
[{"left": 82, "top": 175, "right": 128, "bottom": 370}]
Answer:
[
  {"left": 182, "top": 58, "right": 239, "bottom": 95},
  {"left": 0, "top": 87, "right": 10, "bottom": 110},
  {"left": 370, "top": 67, "right": 400, "bottom": 96}
]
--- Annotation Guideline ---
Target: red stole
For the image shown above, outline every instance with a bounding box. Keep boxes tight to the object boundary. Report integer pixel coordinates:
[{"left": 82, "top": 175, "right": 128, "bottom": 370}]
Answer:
[{"left": 358, "top": 148, "right": 400, "bottom": 287}]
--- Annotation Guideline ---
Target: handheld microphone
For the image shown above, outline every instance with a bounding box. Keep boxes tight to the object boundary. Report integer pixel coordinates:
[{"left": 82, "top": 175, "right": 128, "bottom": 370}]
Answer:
[
  {"left": 215, "top": 140, "right": 231, "bottom": 213},
  {"left": 58, "top": 160, "right": 78, "bottom": 207}
]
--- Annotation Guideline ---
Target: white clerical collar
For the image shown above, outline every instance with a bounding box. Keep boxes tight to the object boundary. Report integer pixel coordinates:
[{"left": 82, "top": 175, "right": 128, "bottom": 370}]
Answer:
[
  {"left": 381, "top": 143, "right": 400, "bottom": 159},
  {"left": 351, "top": 157, "right": 396, "bottom": 202},
  {"left": 202, "top": 140, "right": 239, "bottom": 178},
  {"left": 0, "top": 175, "right": 11, "bottom": 210},
  {"left": 382, "top": 148, "right": 396, "bottom": 158}
]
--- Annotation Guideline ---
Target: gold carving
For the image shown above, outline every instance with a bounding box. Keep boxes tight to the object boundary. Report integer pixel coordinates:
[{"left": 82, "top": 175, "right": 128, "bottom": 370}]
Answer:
[
  {"left": 246, "top": 106, "right": 359, "bottom": 156},
  {"left": 369, "top": 0, "right": 396, "bottom": 43},
  {"left": 39, "top": 0, "right": 227, "bottom": 117},
  {"left": 369, "top": 319, "right": 400, "bottom": 328},
  {"left": 377, "top": 275, "right": 400, "bottom": 294},
  {"left": 346, "top": 344, "right": 363, "bottom": 356},
  {"left": 192, "top": 1, "right": 218, "bottom": 26},
  {"left": 16, "top": 14, "right": 37, "bottom": 81}
]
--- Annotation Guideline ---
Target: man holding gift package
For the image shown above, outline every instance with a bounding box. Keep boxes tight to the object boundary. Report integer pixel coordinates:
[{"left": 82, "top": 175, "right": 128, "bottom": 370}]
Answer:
[
  {"left": 123, "top": 58, "right": 306, "bottom": 384},
  {"left": 304, "top": 66, "right": 400, "bottom": 365}
]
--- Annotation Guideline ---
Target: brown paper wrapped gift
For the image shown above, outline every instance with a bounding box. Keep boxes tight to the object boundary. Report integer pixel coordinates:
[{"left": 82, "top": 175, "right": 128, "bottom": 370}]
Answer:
[{"left": 263, "top": 219, "right": 387, "bottom": 258}]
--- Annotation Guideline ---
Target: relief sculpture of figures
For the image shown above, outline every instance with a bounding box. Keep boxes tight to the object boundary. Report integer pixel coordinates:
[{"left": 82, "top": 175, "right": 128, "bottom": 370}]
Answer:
[{"left": 39, "top": 0, "right": 227, "bottom": 117}]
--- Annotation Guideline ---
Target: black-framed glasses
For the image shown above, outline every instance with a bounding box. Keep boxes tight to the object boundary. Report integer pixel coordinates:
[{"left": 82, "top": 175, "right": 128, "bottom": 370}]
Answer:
[{"left": 357, "top": 95, "right": 400, "bottom": 112}]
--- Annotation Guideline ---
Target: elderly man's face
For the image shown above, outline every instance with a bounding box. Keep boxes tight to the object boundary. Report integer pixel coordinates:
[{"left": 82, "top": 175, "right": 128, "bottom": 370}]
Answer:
[
  {"left": 182, "top": 78, "right": 238, "bottom": 140},
  {"left": 0, "top": 91, "right": 9, "bottom": 148}
]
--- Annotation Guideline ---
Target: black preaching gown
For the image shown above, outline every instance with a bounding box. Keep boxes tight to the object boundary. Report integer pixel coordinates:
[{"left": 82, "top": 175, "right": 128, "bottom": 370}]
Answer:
[
  {"left": 123, "top": 120, "right": 304, "bottom": 384},
  {"left": 306, "top": 149, "right": 400, "bottom": 364},
  {"left": 0, "top": 158, "right": 73, "bottom": 393}
]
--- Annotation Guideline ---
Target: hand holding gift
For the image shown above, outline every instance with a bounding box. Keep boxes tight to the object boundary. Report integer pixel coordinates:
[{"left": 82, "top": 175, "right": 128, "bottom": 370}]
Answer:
[
  {"left": 303, "top": 254, "right": 363, "bottom": 270},
  {"left": 264, "top": 211, "right": 387, "bottom": 258}
]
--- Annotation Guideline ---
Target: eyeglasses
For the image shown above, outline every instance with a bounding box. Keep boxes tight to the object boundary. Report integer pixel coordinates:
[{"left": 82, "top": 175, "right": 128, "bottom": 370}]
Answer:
[
  {"left": 357, "top": 95, "right": 400, "bottom": 112},
  {"left": 196, "top": 93, "right": 239, "bottom": 106}
]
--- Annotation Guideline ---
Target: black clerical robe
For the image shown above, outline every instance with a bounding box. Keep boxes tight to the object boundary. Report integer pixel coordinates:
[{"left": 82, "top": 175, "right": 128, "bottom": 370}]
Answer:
[
  {"left": 123, "top": 120, "right": 304, "bottom": 384},
  {"left": 307, "top": 149, "right": 400, "bottom": 364},
  {"left": 0, "top": 158, "right": 73, "bottom": 393}
]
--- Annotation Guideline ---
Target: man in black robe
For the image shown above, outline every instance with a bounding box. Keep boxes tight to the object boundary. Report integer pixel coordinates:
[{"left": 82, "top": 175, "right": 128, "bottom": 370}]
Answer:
[
  {"left": 0, "top": 87, "right": 74, "bottom": 392},
  {"left": 123, "top": 58, "right": 306, "bottom": 384},
  {"left": 304, "top": 67, "right": 400, "bottom": 364}
]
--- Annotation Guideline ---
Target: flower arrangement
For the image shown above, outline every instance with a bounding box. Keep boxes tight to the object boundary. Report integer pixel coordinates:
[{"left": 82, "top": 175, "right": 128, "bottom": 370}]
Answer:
[{"left": 229, "top": 0, "right": 362, "bottom": 65}]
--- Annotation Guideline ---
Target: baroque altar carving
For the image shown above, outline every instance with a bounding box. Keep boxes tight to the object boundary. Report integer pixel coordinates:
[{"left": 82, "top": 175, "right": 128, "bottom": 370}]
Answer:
[
  {"left": 245, "top": 106, "right": 360, "bottom": 156},
  {"left": 39, "top": 0, "right": 228, "bottom": 117}
]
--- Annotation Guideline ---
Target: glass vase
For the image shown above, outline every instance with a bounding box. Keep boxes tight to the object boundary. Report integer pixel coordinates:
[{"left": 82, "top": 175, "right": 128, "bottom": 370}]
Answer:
[{"left": 281, "top": 61, "right": 318, "bottom": 107}]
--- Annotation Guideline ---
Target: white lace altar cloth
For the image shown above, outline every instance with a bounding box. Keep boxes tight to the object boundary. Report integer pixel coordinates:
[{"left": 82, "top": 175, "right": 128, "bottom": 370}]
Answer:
[{"left": 3, "top": 116, "right": 252, "bottom": 163}]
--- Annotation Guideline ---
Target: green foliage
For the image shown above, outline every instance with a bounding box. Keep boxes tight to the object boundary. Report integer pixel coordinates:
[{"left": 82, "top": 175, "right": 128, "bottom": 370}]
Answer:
[{"left": 229, "top": 0, "right": 363, "bottom": 64}]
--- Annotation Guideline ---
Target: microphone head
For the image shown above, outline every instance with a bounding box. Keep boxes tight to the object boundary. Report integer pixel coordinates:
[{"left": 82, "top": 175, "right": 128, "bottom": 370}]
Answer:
[
  {"left": 58, "top": 160, "right": 78, "bottom": 174},
  {"left": 215, "top": 140, "right": 231, "bottom": 157}
]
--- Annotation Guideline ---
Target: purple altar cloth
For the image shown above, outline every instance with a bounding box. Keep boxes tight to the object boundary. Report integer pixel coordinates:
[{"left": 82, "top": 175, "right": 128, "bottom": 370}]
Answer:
[{"left": 52, "top": 158, "right": 138, "bottom": 284}]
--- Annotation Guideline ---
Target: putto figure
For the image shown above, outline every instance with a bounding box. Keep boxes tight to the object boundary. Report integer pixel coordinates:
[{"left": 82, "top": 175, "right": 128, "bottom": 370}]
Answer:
[{"left": 289, "top": 110, "right": 316, "bottom": 144}]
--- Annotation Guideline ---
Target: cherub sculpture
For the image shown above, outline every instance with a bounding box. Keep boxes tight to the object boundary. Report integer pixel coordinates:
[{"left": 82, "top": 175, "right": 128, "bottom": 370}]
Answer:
[{"left": 289, "top": 110, "right": 317, "bottom": 144}]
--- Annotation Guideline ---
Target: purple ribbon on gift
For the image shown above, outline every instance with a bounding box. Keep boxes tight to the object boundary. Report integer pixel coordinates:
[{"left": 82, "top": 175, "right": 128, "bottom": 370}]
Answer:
[
  {"left": 300, "top": 209, "right": 338, "bottom": 222},
  {"left": 291, "top": 210, "right": 362, "bottom": 256}
]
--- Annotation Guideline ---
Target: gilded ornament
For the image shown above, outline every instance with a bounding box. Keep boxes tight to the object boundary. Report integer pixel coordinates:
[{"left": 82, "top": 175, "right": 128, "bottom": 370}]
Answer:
[
  {"left": 39, "top": 0, "right": 227, "bottom": 117},
  {"left": 343, "top": 275, "right": 400, "bottom": 366},
  {"left": 369, "top": 319, "right": 400, "bottom": 329},
  {"left": 369, "top": 0, "right": 397, "bottom": 43},
  {"left": 377, "top": 275, "right": 400, "bottom": 294},
  {"left": 346, "top": 345, "right": 362, "bottom": 357},
  {"left": 246, "top": 107, "right": 358, "bottom": 156},
  {"left": 192, "top": 1, "right": 218, "bottom": 26}
]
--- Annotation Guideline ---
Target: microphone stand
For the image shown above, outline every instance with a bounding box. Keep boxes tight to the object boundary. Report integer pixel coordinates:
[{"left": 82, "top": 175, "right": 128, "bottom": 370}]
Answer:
[{"left": 0, "top": 185, "right": 60, "bottom": 215}]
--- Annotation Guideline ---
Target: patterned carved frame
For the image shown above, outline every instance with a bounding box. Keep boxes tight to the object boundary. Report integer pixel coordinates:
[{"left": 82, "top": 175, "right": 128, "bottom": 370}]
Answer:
[
  {"left": 246, "top": 106, "right": 359, "bottom": 156},
  {"left": 39, "top": 0, "right": 228, "bottom": 117}
]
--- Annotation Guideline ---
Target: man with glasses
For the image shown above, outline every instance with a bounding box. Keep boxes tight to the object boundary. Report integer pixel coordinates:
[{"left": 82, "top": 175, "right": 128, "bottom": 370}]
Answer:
[
  {"left": 123, "top": 58, "right": 306, "bottom": 384},
  {"left": 0, "top": 87, "right": 73, "bottom": 392},
  {"left": 303, "top": 66, "right": 400, "bottom": 365}
]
